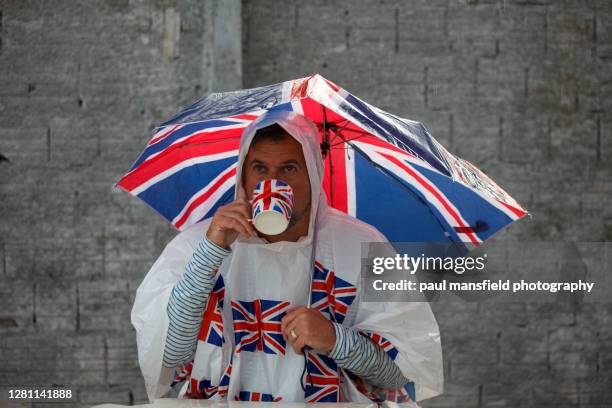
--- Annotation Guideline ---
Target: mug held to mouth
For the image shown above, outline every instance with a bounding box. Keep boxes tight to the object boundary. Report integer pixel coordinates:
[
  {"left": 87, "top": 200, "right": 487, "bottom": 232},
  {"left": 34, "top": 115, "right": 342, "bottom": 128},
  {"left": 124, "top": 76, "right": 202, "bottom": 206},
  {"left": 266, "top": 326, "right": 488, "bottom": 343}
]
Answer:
[{"left": 250, "top": 179, "right": 294, "bottom": 235}]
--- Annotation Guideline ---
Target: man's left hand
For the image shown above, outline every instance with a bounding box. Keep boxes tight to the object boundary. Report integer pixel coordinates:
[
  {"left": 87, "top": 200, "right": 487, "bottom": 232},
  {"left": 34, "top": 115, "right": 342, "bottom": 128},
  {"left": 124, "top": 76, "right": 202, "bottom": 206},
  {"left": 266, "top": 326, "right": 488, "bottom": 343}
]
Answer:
[{"left": 281, "top": 306, "right": 335, "bottom": 355}]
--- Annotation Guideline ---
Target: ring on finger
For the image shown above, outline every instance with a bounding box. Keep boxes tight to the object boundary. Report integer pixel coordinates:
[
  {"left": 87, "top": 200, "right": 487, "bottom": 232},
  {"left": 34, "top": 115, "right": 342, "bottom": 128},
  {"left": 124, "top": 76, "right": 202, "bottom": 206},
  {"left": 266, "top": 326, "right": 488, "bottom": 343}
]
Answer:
[{"left": 290, "top": 329, "right": 298, "bottom": 339}]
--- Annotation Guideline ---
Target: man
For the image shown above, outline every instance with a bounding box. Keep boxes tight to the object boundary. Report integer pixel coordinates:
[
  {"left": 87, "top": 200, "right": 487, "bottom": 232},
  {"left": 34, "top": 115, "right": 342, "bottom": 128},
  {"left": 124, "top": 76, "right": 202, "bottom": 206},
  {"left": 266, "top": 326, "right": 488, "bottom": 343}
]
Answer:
[{"left": 131, "top": 110, "right": 443, "bottom": 404}]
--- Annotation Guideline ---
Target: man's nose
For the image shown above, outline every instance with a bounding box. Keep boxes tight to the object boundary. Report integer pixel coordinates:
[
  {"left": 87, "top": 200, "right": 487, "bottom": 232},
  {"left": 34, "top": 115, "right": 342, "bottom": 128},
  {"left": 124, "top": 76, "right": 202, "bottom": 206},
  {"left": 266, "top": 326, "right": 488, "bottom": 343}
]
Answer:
[{"left": 269, "top": 168, "right": 284, "bottom": 181}]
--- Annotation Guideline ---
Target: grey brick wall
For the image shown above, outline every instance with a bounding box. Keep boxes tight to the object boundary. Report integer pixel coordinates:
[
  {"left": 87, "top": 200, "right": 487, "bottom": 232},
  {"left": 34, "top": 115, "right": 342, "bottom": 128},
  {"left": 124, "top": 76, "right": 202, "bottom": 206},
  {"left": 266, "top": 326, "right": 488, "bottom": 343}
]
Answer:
[
  {"left": 243, "top": 0, "right": 612, "bottom": 406},
  {"left": 1, "top": 0, "right": 610, "bottom": 406},
  {"left": 0, "top": 0, "right": 240, "bottom": 405}
]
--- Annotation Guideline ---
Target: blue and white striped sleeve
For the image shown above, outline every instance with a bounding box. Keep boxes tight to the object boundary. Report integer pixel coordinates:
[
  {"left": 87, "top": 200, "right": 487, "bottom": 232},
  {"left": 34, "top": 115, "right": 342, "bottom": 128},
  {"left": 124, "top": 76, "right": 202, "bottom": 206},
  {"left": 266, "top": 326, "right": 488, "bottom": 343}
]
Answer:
[
  {"left": 328, "top": 322, "right": 410, "bottom": 390},
  {"left": 162, "top": 237, "right": 231, "bottom": 368}
]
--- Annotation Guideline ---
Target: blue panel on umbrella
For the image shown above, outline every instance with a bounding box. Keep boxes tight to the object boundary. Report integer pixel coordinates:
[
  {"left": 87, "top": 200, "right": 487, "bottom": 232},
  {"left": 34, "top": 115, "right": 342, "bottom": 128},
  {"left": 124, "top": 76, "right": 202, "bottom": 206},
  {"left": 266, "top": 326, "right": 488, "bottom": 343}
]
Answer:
[
  {"left": 353, "top": 151, "right": 453, "bottom": 243},
  {"left": 138, "top": 156, "right": 238, "bottom": 221},
  {"left": 130, "top": 120, "right": 240, "bottom": 172},
  {"left": 408, "top": 161, "right": 515, "bottom": 242},
  {"left": 195, "top": 187, "right": 235, "bottom": 225},
  {"left": 341, "top": 93, "right": 451, "bottom": 177},
  {"left": 267, "top": 102, "right": 293, "bottom": 113}
]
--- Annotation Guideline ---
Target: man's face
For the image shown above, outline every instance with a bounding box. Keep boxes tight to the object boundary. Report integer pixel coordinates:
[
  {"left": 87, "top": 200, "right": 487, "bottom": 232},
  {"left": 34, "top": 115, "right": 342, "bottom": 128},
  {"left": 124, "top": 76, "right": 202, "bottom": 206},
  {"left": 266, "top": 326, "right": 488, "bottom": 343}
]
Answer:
[{"left": 242, "top": 134, "right": 311, "bottom": 231}]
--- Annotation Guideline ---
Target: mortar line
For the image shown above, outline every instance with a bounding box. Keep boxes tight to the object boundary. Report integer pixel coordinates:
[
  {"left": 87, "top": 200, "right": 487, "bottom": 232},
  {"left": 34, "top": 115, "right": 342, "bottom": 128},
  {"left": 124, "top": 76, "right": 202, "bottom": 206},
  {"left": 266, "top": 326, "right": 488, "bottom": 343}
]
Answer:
[
  {"left": 592, "top": 11, "right": 597, "bottom": 60},
  {"left": 498, "top": 116, "right": 504, "bottom": 161},
  {"left": 596, "top": 114, "right": 601, "bottom": 162},
  {"left": 104, "top": 337, "right": 109, "bottom": 381},
  {"left": 32, "top": 283, "right": 37, "bottom": 325},
  {"left": 424, "top": 66, "right": 429, "bottom": 107},
  {"left": 394, "top": 8, "right": 399, "bottom": 53},
  {"left": 524, "top": 67, "right": 530, "bottom": 98},
  {"left": 547, "top": 117, "right": 552, "bottom": 158},
  {"left": 544, "top": 5, "right": 548, "bottom": 54},
  {"left": 46, "top": 127, "right": 51, "bottom": 161},
  {"left": 449, "top": 113, "right": 454, "bottom": 150},
  {"left": 76, "top": 283, "right": 80, "bottom": 332},
  {"left": 474, "top": 59, "right": 479, "bottom": 97},
  {"left": 1, "top": 242, "right": 5, "bottom": 276},
  {"left": 344, "top": 9, "right": 350, "bottom": 51}
]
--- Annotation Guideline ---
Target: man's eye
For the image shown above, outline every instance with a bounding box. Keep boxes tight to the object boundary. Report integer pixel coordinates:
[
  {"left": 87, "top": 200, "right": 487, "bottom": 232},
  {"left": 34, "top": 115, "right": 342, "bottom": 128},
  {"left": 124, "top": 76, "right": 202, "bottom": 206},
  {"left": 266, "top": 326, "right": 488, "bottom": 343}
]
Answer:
[
  {"left": 253, "top": 165, "right": 266, "bottom": 173},
  {"left": 283, "top": 165, "right": 297, "bottom": 173}
]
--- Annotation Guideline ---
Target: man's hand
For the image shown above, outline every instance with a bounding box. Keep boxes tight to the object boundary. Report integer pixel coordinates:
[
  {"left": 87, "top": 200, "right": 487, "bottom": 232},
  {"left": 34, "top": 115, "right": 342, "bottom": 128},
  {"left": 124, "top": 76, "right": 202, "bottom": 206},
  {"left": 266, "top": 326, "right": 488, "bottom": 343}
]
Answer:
[
  {"left": 206, "top": 196, "right": 258, "bottom": 249},
  {"left": 281, "top": 306, "right": 336, "bottom": 355}
]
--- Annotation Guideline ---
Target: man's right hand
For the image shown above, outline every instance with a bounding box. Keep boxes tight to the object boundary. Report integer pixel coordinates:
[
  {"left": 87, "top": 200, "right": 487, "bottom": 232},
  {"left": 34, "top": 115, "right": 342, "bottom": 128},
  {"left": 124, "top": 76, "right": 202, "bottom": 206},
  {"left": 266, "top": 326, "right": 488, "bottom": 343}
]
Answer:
[{"left": 206, "top": 196, "right": 258, "bottom": 249}]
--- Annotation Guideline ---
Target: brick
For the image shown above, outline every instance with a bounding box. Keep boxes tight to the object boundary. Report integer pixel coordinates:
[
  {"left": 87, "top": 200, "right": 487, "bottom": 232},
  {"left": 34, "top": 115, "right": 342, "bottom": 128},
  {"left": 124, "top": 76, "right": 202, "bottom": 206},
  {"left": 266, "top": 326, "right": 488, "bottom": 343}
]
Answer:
[
  {"left": 500, "top": 113, "right": 551, "bottom": 163},
  {"left": 0, "top": 96, "right": 79, "bottom": 128},
  {"left": 425, "top": 56, "right": 475, "bottom": 111},
  {"left": 482, "top": 381, "right": 537, "bottom": 407},
  {"left": 531, "top": 377, "right": 580, "bottom": 406},
  {"left": 476, "top": 56, "right": 526, "bottom": 110},
  {"left": 497, "top": 3, "right": 547, "bottom": 61},
  {"left": 546, "top": 4, "right": 594, "bottom": 49},
  {"left": 500, "top": 326, "right": 547, "bottom": 365},
  {"left": 420, "top": 382, "right": 480, "bottom": 408},
  {"left": 451, "top": 110, "right": 502, "bottom": 166},
  {"left": 0, "top": 128, "right": 48, "bottom": 164}
]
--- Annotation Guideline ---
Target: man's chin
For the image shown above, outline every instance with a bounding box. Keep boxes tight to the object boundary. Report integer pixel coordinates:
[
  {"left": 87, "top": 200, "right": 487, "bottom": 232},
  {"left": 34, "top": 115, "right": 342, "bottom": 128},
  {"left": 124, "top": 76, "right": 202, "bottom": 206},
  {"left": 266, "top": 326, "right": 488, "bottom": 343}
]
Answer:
[{"left": 288, "top": 207, "right": 309, "bottom": 229}]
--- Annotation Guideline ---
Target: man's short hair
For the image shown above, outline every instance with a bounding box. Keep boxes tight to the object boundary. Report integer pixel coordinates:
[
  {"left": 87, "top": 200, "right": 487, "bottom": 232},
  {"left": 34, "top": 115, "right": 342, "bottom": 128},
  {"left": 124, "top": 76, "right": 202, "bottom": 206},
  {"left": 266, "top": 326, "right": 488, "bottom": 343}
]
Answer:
[{"left": 251, "top": 124, "right": 291, "bottom": 146}]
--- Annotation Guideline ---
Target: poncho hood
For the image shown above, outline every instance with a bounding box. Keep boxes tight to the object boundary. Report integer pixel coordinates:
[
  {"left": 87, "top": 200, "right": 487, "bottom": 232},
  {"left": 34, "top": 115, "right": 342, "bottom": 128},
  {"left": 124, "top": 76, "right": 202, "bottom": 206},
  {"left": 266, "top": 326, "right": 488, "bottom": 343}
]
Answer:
[{"left": 233, "top": 109, "right": 327, "bottom": 251}]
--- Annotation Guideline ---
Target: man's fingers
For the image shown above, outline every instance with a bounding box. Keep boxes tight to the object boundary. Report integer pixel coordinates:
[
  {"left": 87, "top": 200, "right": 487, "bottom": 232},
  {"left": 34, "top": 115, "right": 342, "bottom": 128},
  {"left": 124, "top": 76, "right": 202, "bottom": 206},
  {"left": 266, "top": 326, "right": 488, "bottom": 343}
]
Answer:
[
  {"left": 284, "top": 313, "right": 310, "bottom": 345},
  {"left": 219, "top": 211, "right": 257, "bottom": 237},
  {"left": 220, "top": 207, "right": 252, "bottom": 227},
  {"left": 292, "top": 337, "right": 307, "bottom": 355},
  {"left": 222, "top": 207, "right": 256, "bottom": 234},
  {"left": 284, "top": 322, "right": 297, "bottom": 343},
  {"left": 281, "top": 306, "right": 307, "bottom": 329},
  {"left": 228, "top": 199, "right": 252, "bottom": 212},
  {"left": 217, "top": 214, "right": 251, "bottom": 238}
]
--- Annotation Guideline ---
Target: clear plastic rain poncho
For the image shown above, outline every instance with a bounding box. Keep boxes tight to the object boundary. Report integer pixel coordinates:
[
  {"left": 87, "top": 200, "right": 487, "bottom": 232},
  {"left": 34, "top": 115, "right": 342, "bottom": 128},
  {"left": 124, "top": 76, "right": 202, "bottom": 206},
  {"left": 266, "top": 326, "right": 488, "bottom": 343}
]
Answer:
[{"left": 130, "top": 110, "right": 443, "bottom": 405}]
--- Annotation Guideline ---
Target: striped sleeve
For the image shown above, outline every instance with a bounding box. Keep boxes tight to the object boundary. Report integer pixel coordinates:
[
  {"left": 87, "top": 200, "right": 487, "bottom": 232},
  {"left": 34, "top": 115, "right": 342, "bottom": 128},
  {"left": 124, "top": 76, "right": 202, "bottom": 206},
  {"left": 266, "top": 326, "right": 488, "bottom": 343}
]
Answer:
[
  {"left": 162, "top": 237, "right": 231, "bottom": 368},
  {"left": 328, "top": 322, "right": 410, "bottom": 390}
]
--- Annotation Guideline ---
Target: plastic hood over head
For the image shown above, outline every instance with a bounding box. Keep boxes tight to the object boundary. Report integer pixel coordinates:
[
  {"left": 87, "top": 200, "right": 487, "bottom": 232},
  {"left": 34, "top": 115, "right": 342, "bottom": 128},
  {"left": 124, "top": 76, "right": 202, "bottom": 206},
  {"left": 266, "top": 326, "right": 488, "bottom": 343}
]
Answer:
[{"left": 233, "top": 109, "right": 327, "bottom": 250}]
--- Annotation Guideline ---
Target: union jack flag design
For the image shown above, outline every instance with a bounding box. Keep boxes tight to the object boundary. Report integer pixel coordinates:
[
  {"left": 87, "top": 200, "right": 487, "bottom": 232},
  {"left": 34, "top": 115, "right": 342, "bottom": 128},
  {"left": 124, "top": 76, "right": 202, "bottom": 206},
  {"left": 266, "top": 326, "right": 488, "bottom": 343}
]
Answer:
[
  {"left": 197, "top": 275, "right": 225, "bottom": 347},
  {"left": 170, "top": 361, "right": 193, "bottom": 387},
  {"left": 185, "top": 377, "right": 219, "bottom": 399},
  {"left": 349, "top": 372, "right": 416, "bottom": 403},
  {"left": 251, "top": 179, "right": 293, "bottom": 221},
  {"left": 310, "top": 261, "right": 357, "bottom": 324},
  {"left": 234, "top": 391, "right": 282, "bottom": 402},
  {"left": 217, "top": 359, "right": 232, "bottom": 398},
  {"left": 182, "top": 358, "right": 233, "bottom": 400},
  {"left": 387, "top": 383, "right": 416, "bottom": 403},
  {"left": 304, "top": 352, "right": 340, "bottom": 402},
  {"left": 116, "top": 74, "right": 528, "bottom": 248},
  {"left": 358, "top": 330, "right": 399, "bottom": 360},
  {"left": 115, "top": 114, "right": 262, "bottom": 231},
  {"left": 231, "top": 298, "right": 290, "bottom": 355}
]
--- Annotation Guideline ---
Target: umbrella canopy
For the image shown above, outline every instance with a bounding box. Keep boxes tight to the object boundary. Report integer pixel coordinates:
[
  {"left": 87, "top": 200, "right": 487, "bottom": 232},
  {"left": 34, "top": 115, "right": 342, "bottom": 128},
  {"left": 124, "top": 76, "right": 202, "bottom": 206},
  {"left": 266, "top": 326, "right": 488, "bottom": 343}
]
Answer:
[{"left": 114, "top": 74, "right": 527, "bottom": 247}]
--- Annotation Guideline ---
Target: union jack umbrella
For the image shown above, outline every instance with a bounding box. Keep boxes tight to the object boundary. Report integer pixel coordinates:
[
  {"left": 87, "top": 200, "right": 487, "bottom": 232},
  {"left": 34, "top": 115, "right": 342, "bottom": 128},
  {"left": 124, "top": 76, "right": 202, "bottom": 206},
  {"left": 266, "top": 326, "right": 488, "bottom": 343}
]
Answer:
[{"left": 114, "top": 74, "right": 528, "bottom": 246}]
